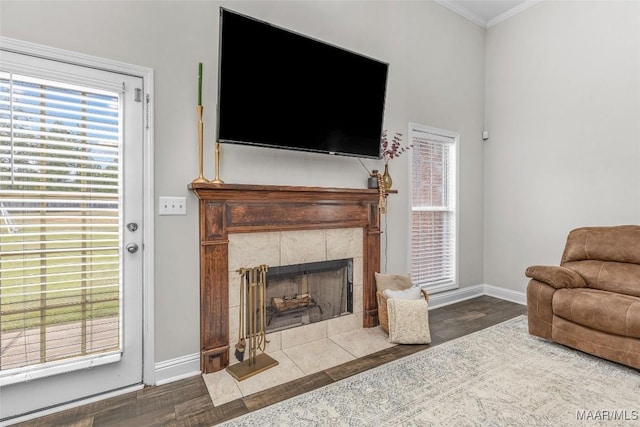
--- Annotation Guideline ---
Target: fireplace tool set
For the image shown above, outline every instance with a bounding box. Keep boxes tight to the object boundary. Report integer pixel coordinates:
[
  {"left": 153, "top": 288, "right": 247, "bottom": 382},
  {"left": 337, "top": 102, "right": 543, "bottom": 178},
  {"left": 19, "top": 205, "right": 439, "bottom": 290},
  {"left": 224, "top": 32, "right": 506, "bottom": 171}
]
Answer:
[{"left": 226, "top": 265, "right": 279, "bottom": 381}]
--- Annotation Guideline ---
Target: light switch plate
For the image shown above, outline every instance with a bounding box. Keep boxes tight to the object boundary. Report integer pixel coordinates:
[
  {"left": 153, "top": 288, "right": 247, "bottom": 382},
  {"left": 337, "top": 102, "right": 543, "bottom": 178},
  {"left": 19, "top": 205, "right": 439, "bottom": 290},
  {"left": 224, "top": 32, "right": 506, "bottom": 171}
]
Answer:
[{"left": 159, "top": 197, "right": 186, "bottom": 215}]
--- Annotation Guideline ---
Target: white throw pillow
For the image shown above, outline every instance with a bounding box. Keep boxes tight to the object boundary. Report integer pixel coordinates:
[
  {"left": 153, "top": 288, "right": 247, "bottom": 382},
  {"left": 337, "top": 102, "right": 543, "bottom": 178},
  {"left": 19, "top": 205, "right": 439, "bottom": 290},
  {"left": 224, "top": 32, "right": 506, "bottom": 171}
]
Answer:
[
  {"left": 375, "top": 272, "right": 412, "bottom": 292},
  {"left": 383, "top": 286, "right": 422, "bottom": 300}
]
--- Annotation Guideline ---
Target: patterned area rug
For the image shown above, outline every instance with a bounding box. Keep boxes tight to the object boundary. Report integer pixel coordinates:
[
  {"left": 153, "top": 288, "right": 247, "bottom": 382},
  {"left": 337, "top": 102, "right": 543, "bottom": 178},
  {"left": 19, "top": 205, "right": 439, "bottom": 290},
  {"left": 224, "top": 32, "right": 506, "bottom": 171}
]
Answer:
[{"left": 218, "top": 316, "right": 640, "bottom": 426}]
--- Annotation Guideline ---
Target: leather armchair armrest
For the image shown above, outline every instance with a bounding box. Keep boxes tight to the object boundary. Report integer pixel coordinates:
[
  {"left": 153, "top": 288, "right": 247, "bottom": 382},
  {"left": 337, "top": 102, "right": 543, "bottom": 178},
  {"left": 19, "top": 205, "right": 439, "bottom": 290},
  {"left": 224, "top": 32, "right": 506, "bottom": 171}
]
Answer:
[{"left": 525, "top": 265, "right": 587, "bottom": 289}]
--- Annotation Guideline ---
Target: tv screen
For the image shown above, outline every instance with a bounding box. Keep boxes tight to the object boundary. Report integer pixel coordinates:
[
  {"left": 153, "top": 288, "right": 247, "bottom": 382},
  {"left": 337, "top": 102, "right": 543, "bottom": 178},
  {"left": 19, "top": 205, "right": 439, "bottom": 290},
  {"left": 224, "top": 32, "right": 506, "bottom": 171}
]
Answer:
[{"left": 217, "top": 8, "right": 388, "bottom": 159}]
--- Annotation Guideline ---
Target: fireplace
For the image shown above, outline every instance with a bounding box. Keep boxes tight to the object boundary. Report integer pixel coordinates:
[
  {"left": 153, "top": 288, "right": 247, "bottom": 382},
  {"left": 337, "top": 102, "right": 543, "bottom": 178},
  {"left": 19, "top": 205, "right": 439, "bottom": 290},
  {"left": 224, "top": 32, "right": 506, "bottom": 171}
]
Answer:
[
  {"left": 265, "top": 259, "right": 353, "bottom": 333},
  {"left": 190, "top": 183, "right": 386, "bottom": 373}
]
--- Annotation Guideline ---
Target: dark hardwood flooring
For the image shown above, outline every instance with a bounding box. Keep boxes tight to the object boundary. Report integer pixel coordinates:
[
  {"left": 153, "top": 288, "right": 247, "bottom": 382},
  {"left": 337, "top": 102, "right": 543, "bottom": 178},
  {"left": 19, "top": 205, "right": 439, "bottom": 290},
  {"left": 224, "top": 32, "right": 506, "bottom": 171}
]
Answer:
[{"left": 13, "top": 296, "right": 527, "bottom": 427}]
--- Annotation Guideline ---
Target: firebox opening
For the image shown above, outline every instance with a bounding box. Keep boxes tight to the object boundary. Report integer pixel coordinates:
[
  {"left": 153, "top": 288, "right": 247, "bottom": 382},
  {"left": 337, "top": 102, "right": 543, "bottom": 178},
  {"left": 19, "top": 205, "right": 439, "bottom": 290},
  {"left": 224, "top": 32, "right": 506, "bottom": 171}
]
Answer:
[{"left": 264, "top": 259, "right": 353, "bottom": 333}]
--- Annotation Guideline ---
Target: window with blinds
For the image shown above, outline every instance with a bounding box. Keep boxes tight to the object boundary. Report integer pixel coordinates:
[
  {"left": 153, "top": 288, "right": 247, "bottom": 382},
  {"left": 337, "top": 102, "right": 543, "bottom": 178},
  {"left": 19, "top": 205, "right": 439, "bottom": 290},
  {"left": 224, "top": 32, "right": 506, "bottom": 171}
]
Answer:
[
  {"left": 0, "top": 71, "right": 122, "bottom": 377},
  {"left": 410, "top": 124, "right": 457, "bottom": 291}
]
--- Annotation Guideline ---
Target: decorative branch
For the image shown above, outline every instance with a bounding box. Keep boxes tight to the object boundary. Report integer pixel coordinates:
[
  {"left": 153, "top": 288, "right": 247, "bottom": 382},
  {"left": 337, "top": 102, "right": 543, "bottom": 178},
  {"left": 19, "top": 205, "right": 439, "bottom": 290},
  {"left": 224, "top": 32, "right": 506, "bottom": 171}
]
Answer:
[{"left": 381, "top": 130, "right": 412, "bottom": 163}]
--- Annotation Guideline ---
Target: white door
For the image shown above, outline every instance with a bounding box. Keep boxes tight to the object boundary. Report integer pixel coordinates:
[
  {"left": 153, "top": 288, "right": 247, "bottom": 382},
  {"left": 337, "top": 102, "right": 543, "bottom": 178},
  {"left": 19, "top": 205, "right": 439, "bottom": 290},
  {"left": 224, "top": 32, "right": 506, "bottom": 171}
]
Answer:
[{"left": 0, "top": 51, "right": 144, "bottom": 421}]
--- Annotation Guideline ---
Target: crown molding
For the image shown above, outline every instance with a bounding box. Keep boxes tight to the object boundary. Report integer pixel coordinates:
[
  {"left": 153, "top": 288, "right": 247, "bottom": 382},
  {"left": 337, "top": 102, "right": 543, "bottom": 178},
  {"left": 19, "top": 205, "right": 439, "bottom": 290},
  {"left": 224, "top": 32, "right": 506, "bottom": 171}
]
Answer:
[
  {"left": 435, "top": 0, "right": 486, "bottom": 27},
  {"left": 435, "top": 0, "right": 542, "bottom": 29},
  {"left": 487, "top": 0, "right": 542, "bottom": 28}
]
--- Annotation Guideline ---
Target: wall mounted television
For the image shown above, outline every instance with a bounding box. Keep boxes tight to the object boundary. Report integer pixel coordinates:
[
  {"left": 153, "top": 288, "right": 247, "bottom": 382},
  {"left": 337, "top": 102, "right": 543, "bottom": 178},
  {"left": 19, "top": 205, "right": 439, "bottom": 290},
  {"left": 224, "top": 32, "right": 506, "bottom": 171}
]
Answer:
[{"left": 216, "top": 8, "right": 388, "bottom": 159}]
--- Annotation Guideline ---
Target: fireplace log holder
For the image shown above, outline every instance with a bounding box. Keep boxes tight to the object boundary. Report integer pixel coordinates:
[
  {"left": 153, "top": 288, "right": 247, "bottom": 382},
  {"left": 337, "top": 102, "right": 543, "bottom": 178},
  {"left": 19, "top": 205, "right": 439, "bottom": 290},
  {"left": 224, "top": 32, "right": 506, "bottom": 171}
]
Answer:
[
  {"left": 266, "top": 298, "right": 323, "bottom": 326},
  {"left": 272, "top": 293, "right": 311, "bottom": 311}
]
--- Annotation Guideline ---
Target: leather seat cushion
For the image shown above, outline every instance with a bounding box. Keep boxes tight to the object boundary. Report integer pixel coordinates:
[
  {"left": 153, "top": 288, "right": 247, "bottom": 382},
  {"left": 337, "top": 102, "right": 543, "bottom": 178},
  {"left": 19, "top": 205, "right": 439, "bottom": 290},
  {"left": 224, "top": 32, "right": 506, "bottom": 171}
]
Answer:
[{"left": 552, "top": 288, "right": 640, "bottom": 338}]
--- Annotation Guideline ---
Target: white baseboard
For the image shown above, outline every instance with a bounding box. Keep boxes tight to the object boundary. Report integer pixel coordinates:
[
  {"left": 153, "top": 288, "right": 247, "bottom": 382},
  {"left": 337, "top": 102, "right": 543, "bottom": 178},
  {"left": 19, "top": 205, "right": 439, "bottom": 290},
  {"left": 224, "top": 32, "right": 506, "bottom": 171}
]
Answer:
[
  {"left": 153, "top": 353, "right": 201, "bottom": 386},
  {"left": 483, "top": 284, "right": 527, "bottom": 305},
  {"left": 427, "top": 284, "right": 485, "bottom": 309},
  {"left": 151, "top": 284, "right": 526, "bottom": 387},
  {"left": 427, "top": 284, "right": 526, "bottom": 309}
]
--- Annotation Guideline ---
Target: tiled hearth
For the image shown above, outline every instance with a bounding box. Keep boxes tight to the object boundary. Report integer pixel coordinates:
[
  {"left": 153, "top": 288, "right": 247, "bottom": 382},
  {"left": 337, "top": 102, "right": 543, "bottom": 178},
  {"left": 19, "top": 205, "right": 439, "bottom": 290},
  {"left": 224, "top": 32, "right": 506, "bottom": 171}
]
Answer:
[
  {"left": 227, "top": 228, "right": 364, "bottom": 364},
  {"left": 203, "top": 324, "right": 394, "bottom": 405}
]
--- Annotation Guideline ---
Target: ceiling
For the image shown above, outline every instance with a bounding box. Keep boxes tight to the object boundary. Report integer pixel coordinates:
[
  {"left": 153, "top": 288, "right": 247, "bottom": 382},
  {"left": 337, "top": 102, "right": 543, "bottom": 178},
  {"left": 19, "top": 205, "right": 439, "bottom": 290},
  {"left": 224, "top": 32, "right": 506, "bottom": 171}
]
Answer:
[{"left": 436, "top": 0, "right": 539, "bottom": 28}]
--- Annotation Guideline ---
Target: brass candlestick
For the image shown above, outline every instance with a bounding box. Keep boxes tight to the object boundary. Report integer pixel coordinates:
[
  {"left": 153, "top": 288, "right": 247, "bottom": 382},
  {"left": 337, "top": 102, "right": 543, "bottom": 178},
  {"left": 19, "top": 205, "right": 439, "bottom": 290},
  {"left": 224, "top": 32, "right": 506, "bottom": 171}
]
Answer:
[
  {"left": 210, "top": 141, "right": 224, "bottom": 184},
  {"left": 192, "top": 105, "right": 208, "bottom": 183}
]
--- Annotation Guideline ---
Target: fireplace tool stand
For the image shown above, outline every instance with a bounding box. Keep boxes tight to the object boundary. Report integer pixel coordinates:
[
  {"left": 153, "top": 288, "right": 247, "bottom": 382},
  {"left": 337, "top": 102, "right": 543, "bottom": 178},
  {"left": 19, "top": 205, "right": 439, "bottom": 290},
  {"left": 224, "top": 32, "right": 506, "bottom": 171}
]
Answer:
[{"left": 227, "top": 265, "right": 279, "bottom": 381}]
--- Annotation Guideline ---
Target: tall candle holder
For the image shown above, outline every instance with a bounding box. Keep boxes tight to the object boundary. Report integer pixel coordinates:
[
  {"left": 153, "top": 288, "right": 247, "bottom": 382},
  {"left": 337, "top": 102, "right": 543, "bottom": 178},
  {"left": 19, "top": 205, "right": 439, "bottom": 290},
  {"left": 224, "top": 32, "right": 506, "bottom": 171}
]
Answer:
[
  {"left": 192, "top": 105, "right": 208, "bottom": 183},
  {"left": 210, "top": 141, "right": 224, "bottom": 184}
]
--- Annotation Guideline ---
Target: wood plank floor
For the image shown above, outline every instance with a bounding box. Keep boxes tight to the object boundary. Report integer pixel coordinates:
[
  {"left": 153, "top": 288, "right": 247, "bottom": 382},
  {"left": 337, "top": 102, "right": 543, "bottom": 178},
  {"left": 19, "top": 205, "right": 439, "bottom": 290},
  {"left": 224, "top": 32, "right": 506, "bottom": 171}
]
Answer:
[{"left": 13, "top": 296, "right": 527, "bottom": 427}]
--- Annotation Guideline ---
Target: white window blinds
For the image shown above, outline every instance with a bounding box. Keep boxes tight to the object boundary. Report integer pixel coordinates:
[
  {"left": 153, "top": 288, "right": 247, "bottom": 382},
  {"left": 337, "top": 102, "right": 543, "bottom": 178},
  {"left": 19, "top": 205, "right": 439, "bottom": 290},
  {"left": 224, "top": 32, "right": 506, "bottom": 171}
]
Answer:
[
  {"left": 410, "top": 124, "right": 457, "bottom": 290},
  {"left": 0, "top": 70, "right": 123, "bottom": 379}
]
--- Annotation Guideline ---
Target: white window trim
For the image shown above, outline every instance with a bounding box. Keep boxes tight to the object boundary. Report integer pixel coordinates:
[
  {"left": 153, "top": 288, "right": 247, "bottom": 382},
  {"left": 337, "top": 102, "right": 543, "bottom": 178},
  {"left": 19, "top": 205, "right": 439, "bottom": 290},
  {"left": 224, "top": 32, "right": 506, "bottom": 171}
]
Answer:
[
  {"left": 407, "top": 122, "right": 460, "bottom": 295},
  {"left": 0, "top": 36, "right": 156, "bottom": 385}
]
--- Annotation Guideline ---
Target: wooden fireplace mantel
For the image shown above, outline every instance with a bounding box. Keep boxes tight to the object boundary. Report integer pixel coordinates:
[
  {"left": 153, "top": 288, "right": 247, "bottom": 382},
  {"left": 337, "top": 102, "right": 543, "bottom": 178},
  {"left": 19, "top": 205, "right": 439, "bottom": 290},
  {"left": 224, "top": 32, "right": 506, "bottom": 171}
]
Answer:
[{"left": 189, "top": 182, "right": 390, "bottom": 374}]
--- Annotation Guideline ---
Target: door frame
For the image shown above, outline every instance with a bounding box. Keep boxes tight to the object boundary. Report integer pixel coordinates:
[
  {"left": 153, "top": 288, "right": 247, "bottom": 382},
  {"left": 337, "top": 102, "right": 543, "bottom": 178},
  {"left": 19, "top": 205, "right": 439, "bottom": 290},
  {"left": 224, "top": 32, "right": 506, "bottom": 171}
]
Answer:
[{"left": 0, "top": 36, "right": 156, "bottom": 389}]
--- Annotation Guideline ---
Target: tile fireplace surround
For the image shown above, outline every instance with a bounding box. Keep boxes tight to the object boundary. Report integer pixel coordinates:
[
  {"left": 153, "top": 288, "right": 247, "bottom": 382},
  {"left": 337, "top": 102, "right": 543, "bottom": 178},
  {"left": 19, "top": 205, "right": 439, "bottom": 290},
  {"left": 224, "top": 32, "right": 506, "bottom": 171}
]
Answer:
[
  {"left": 190, "top": 183, "right": 385, "bottom": 374},
  {"left": 228, "top": 228, "right": 364, "bottom": 362}
]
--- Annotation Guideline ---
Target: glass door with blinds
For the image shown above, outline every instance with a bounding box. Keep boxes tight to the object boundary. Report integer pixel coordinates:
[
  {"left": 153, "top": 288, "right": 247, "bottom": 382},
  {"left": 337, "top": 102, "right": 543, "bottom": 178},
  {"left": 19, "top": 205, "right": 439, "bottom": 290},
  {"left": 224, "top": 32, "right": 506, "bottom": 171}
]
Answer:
[
  {"left": 409, "top": 123, "right": 458, "bottom": 293},
  {"left": 0, "top": 51, "right": 144, "bottom": 420}
]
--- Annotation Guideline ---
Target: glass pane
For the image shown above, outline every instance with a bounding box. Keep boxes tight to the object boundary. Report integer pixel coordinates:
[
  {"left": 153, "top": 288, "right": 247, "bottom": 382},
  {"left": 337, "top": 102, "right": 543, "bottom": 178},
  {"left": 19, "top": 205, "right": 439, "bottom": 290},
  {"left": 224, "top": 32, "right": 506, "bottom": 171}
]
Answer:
[
  {"left": 411, "top": 210, "right": 455, "bottom": 285},
  {"left": 412, "top": 140, "right": 451, "bottom": 208},
  {"left": 0, "top": 72, "right": 121, "bottom": 372}
]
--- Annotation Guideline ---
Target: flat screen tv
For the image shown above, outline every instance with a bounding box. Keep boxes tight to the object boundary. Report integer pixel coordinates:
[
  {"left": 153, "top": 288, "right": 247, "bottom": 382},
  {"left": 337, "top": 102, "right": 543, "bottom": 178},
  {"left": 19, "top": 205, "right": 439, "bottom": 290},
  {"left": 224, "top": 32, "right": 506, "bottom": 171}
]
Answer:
[{"left": 217, "top": 8, "right": 388, "bottom": 159}]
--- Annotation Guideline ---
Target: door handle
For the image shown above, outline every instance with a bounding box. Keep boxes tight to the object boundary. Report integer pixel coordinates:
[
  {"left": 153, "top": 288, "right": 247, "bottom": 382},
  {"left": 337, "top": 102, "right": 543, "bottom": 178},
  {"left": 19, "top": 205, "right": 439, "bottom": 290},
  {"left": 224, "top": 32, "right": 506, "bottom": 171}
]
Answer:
[{"left": 126, "top": 243, "right": 139, "bottom": 254}]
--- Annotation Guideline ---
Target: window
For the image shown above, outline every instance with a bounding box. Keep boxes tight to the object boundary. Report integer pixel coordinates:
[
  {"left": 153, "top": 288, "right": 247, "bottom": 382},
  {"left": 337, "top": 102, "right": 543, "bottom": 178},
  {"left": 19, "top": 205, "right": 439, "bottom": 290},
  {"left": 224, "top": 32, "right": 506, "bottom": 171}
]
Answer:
[
  {"left": 0, "top": 70, "right": 122, "bottom": 377},
  {"left": 410, "top": 123, "right": 457, "bottom": 292}
]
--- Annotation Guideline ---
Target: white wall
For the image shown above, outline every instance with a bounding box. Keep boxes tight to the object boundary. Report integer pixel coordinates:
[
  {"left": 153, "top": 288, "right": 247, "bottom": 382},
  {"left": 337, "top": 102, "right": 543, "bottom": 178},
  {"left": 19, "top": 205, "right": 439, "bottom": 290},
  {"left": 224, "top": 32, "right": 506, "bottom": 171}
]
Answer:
[
  {"left": 0, "top": 1, "right": 485, "bottom": 367},
  {"left": 484, "top": 1, "right": 640, "bottom": 292}
]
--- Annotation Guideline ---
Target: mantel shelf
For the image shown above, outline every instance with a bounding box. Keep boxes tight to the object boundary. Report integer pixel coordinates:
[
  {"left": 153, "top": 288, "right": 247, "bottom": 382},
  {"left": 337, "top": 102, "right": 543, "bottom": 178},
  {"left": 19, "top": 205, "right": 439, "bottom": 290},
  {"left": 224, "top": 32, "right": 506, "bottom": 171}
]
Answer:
[{"left": 188, "top": 182, "right": 397, "bottom": 198}]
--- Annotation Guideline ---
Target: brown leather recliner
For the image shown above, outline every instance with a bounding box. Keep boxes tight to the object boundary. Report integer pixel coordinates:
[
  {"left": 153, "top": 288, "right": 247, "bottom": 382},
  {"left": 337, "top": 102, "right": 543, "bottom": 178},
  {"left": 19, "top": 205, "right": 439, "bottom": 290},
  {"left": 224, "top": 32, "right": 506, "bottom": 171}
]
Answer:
[{"left": 526, "top": 225, "right": 640, "bottom": 369}]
